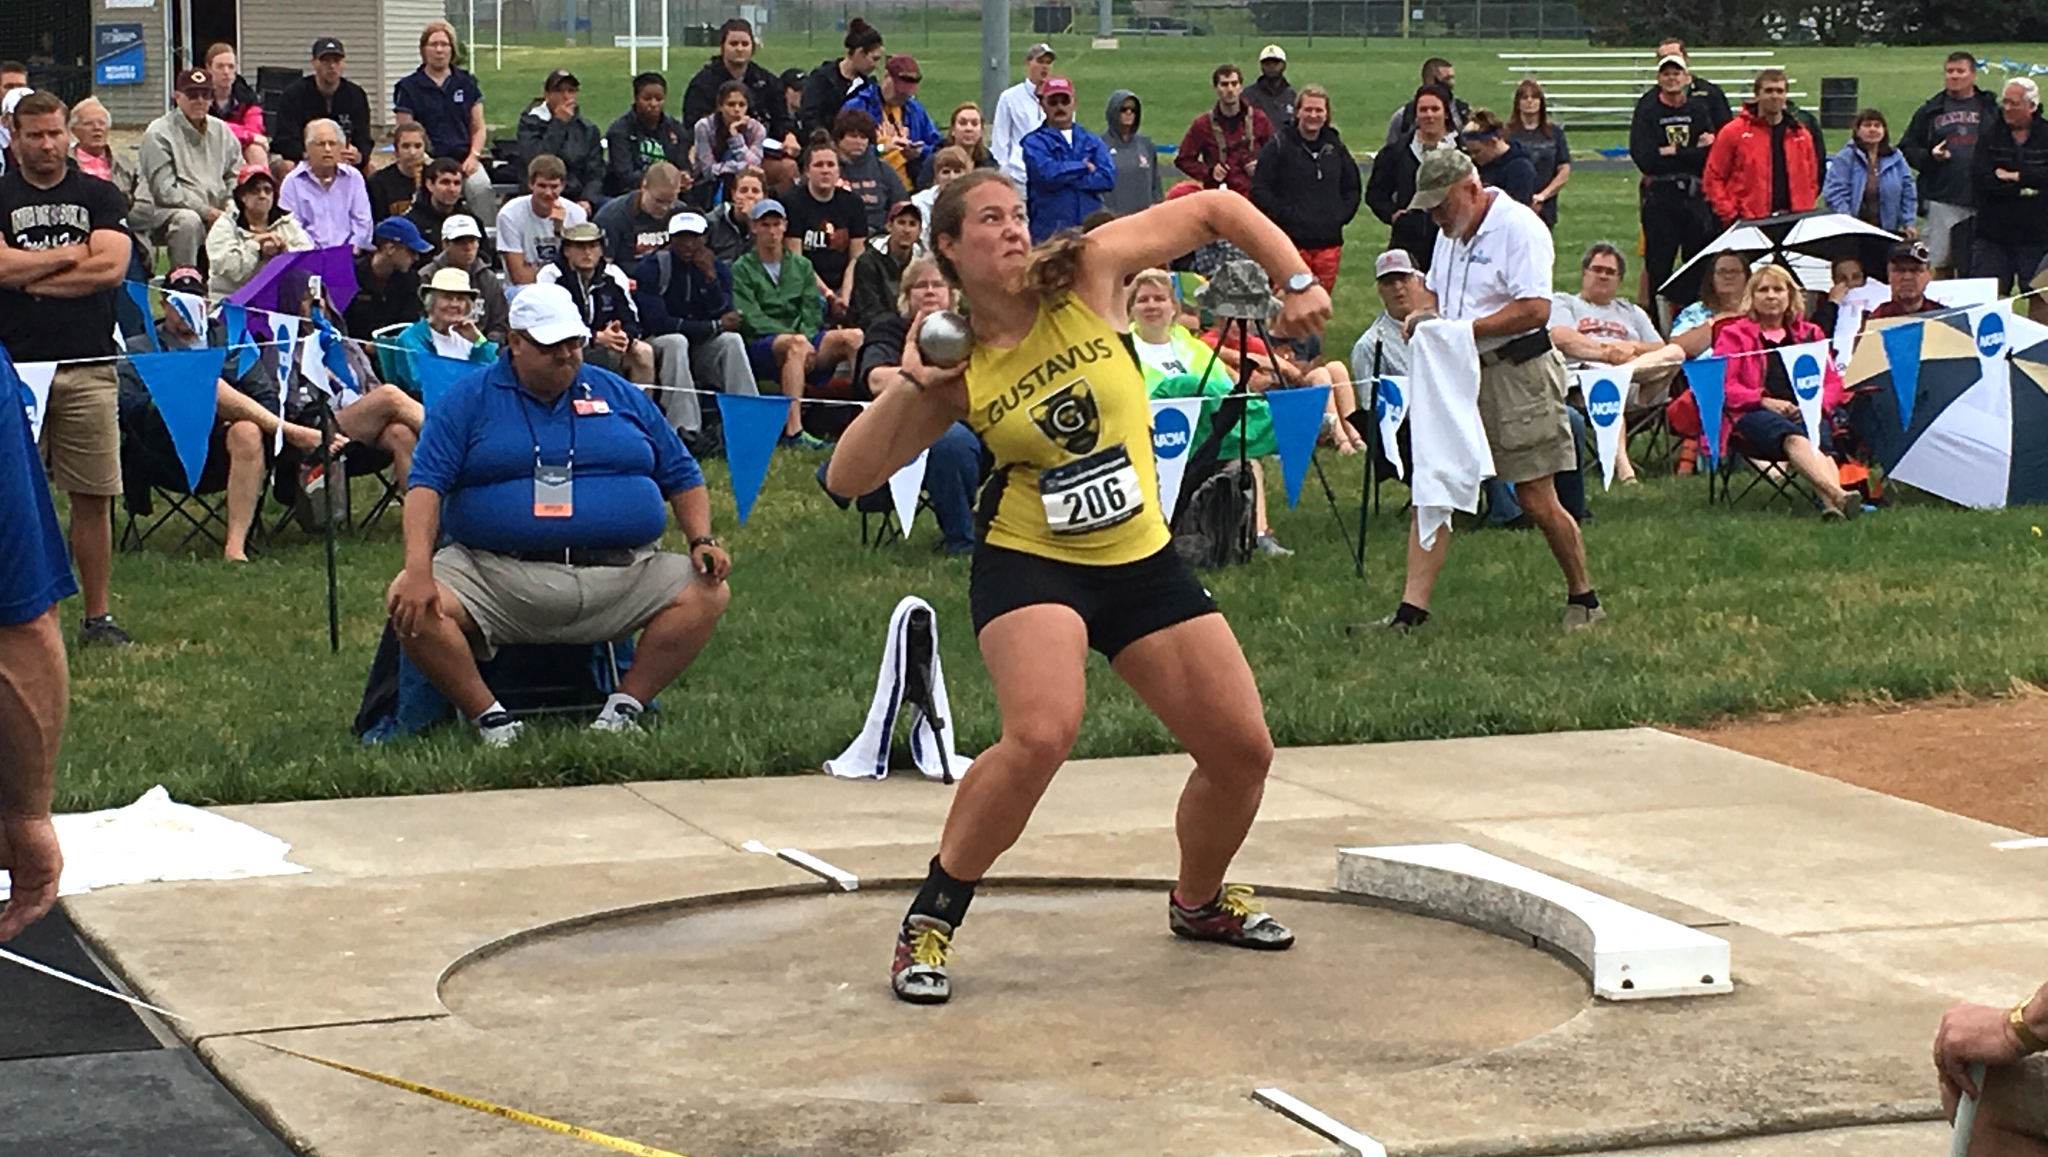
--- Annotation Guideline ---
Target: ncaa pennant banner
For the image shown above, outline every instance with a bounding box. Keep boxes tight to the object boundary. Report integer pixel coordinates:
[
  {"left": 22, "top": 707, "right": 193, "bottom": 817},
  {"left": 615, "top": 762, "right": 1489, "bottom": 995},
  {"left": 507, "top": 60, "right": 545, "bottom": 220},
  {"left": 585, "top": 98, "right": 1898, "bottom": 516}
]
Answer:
[
  {"left": 1683, "top": 355, "right": 1729, "bottom": 467},
  {"left": 1771, "top": 340, "right": 1831, "bottom": 447},
  {"left": 1264, "top": 383, "right": 1331, "bottom": 508},
  {"left": 1148, "top": 396, "right": 1204, "bottom": 521},
  {"left": 131, "top": 348, "right": 227, "bottom": 492},
  {"left": 17, "top": 361, "right": 56, "bottom": 442},
  {"left": 716, "top": 393, "right": 792, "bottom": 525},
  {"left": 1576, "top": 367, "right": 1629, "bottom": 489},
  {"left": 887, "top": 450, "right": 929, "bottom": 533},
  {"left": 1879, "top": 319, "right": 1923, "bottom": 433},
  {"left": 1375, "top": 376, "right": 1408, "bottom": 480}
]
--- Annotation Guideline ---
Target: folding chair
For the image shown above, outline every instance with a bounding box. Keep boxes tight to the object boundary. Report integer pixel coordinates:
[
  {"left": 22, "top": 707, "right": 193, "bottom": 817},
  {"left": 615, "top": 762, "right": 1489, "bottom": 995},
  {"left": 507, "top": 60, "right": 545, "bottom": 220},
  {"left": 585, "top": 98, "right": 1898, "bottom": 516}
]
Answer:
[
  {"left": 117, "top": 410, "right": 233, "bottom": 553},
  {"left": 1708, "top": 427, "right": 1824, "bottom": 513}
]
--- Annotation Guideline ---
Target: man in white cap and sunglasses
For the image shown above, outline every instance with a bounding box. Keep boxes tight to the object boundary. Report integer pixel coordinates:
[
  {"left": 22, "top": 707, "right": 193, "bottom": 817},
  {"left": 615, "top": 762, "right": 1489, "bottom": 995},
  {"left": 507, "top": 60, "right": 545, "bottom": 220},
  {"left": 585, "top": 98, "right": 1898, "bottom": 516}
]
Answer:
[
  {"left": 635, "top": 210, "right": 758, "bottom": 449},
  {"left": 992, "top": 41, "right": 1057, "bottom": 184},
  {"left": 421, "top": 214, "right": 508, "bottom": 345},
  {"left": 387, "top": 281, "right": 732, "bottom": 747},
  {"left": 1246, "top": 44, "right": 1296, "bottom": 128}
]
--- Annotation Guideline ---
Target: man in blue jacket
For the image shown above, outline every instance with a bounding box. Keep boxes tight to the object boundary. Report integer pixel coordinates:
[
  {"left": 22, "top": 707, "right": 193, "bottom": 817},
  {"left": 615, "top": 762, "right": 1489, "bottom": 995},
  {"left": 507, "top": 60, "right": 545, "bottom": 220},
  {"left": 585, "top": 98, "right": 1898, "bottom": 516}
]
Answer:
[
  {"left": 1021, "top": 77, "right": 1115, "bottom": 242},
  {"left": 633, "top": 211, "right": 759, "bottom": 448}
]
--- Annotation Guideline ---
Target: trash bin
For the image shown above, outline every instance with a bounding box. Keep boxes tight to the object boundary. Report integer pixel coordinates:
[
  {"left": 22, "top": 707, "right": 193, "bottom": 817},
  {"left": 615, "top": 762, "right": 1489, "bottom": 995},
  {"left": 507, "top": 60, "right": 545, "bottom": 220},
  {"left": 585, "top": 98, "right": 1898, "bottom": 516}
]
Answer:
[{"left": 1820, "top": 77, "right": 1859, "bottom": 130}]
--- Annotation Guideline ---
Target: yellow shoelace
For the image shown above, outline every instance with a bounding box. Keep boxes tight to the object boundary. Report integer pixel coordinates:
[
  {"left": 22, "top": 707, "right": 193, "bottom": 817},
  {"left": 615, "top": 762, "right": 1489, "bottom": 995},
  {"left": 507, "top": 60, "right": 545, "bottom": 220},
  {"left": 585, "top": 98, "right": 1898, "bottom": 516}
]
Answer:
[
  {"left": 1216, "top": 883, "right": 1264, "bottom": 918},
  {"left": 910, "top": 925, "right": 952, "bottom": 968}
]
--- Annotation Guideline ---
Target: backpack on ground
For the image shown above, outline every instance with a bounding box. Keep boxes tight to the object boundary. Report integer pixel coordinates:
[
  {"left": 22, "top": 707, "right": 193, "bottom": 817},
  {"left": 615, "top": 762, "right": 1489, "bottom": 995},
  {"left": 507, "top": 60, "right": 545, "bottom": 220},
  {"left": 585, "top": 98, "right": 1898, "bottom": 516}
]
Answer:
[{"left": 1171, "top": 458, "right": 1255, "bottom": 569}]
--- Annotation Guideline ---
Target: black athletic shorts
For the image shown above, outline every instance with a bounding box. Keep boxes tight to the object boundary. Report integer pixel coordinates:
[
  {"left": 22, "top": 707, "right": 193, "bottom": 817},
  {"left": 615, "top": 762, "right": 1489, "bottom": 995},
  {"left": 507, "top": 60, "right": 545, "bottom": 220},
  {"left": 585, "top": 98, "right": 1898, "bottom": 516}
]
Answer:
[{"left": 968, "top": 542, "right": 1218, "bottom": 660}]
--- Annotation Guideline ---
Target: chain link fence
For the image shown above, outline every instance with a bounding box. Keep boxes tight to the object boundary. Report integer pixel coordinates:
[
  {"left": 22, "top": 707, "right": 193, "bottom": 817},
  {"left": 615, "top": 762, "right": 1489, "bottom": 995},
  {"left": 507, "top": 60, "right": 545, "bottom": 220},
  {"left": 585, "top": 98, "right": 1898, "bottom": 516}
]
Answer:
[{"left": 449, "top": 0, "right": 1592, "bottom": 51}]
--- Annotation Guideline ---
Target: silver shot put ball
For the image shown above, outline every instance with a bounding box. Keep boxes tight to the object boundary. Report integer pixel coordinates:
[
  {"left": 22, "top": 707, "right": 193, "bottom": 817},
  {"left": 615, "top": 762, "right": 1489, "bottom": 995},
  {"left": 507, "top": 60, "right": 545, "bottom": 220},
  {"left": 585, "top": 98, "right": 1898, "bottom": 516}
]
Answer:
[{"left": 916, "top": 310, "right": 974, "bottom": 368}]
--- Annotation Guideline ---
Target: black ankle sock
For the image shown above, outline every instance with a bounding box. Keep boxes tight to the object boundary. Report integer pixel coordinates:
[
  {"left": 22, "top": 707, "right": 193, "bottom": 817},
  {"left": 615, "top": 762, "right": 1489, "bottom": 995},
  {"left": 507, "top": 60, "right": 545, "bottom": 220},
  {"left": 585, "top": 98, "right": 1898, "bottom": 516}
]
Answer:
[
  {"left": 1568, "top": 589, "right": 1600, "bottom": 610},
  {"left": 907, "top": 856, "right": 977, "bottom": 927},
  {"left": 1392, "top": 601, "right": 1430, "bottom": 627}
]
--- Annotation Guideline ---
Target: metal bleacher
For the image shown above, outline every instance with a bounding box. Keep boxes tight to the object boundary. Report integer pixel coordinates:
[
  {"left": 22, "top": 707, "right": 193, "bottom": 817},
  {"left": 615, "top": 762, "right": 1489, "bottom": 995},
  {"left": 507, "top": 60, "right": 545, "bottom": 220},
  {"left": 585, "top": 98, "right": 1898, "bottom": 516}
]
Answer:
[{"left": 1497, "top": 51, "right": 1800, "bottom": 133}]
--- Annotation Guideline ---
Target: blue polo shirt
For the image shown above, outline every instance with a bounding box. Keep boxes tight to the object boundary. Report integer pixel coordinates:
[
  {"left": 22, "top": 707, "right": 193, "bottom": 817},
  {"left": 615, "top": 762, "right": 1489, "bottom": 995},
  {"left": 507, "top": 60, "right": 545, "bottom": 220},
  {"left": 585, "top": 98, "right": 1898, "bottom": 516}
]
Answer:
[
  {"left": 392, "top": 67, "right": 484, "bottom": 160},
  {"left": 409, "top": 357, "right": 704, "bottom": 553},
  {"left": 2, "top": 368, "right": 77, "bottom": 624}
]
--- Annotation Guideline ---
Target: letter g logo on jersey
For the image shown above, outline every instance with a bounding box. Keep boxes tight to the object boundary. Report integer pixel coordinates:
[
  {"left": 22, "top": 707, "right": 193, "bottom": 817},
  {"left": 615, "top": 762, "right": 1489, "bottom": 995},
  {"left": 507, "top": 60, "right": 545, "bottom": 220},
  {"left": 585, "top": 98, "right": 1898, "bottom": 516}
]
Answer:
[
  {"left": 1586, "top": 376, "right": 1623, "bottom": 428},
  {"left": 1151, "top": 405, "right": 1191, "bottom": 460},
  {"left": 1030, "top": 379, "right": 1101, "bottom": 455}
]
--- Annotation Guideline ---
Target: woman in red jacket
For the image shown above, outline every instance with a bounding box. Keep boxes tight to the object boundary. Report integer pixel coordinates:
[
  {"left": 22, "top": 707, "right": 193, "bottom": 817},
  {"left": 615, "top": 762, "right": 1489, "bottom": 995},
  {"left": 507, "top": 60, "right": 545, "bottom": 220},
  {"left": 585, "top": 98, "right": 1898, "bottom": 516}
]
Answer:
[{"left": 1710, "top": 263, "right": 1860, "bottom": 519}]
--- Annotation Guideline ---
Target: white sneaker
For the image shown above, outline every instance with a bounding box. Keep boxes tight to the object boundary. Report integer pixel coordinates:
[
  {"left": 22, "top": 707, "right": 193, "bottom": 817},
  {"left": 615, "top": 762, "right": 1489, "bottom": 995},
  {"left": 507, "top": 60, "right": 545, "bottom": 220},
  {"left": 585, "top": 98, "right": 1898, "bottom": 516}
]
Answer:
[
  {"left": 590, "top": 701, "right": 643, "bottom": 733},
  {"left": 476, "top": 710, "right": 525, "bottom": 748}
]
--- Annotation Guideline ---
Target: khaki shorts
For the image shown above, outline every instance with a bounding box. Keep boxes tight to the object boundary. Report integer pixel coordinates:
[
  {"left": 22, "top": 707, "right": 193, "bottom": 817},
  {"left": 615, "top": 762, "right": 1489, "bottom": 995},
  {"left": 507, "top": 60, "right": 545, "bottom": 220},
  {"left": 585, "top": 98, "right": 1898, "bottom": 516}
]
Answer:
[
  {"left": 1986, "top": 1053, "right": 2048, "bottom": 1141},
  {"left": 39, "top": 363, "right": 121, "bottom": 497},
  {"left": 433, "top": 542, "right": 695, "bottom": 660},
  {"left": 1479, "top": 348, "right": 1577, "bottom": 484}
]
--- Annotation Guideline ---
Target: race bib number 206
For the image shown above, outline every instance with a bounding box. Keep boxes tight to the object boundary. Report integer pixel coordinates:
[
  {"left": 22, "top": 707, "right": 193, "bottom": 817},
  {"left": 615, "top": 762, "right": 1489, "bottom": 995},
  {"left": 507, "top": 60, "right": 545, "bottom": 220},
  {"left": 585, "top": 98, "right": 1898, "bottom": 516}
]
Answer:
[{"left": 1039, "top": 447, "right": 1145, "bottom": 535}]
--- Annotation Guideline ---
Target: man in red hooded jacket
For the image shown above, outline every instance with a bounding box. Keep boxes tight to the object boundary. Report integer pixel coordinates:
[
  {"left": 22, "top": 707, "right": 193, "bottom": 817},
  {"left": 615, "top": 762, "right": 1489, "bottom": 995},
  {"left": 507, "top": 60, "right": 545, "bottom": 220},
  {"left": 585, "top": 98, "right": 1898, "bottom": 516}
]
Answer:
[{"left": 1703, "top": 68, "right": 1819, "bottom": 226}]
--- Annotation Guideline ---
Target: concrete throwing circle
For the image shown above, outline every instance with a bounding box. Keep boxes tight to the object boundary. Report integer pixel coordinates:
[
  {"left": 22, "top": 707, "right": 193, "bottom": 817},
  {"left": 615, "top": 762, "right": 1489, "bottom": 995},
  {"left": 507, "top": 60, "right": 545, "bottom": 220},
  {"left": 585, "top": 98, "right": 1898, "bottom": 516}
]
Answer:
[{"left": 440, "top": 885, "right": 1586, "bottom": 1108}]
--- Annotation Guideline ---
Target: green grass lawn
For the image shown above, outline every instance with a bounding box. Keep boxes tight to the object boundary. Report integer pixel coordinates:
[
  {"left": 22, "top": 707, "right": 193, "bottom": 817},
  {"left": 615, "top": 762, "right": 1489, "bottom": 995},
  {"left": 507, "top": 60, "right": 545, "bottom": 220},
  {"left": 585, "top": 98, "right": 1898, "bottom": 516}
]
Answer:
[
  {"left": 50, "top": 36, "right": 2048, "bottom": 810},
  {"left": 59, "top": 449, "right": 2048, "bottom": 811}
]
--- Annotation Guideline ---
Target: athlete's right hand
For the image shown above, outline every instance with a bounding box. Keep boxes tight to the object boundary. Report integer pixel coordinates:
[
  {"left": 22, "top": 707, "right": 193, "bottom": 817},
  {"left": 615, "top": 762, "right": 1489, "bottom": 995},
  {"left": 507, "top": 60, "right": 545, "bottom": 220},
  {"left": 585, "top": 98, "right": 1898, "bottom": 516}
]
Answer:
[
  {"left": 1271, "top": 283, "right": 1332, "bottom": 339},
  {"left": 900, "top": 308, "right": 969, "bottom": 399}
]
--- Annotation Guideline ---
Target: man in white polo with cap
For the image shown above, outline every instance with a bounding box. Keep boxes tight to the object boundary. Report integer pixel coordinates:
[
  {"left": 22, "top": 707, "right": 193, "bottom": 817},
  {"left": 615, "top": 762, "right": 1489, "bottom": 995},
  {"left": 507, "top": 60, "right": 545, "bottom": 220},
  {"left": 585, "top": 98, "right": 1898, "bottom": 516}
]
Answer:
[
  {"left": 634, "top": 210, "right": 758, "bottom": 449},
  {"left": 1374, "top": 147, "right": 1603, "bottom": 634},
  {"left": 1246, "top": 44, "right": 1296, "bottom": 128},
  {"left": 992, "top": 41, "right": 1056, "bottom": 184},
  {"left": 386, "top": 282, "right": 733, "bottom": 747}
]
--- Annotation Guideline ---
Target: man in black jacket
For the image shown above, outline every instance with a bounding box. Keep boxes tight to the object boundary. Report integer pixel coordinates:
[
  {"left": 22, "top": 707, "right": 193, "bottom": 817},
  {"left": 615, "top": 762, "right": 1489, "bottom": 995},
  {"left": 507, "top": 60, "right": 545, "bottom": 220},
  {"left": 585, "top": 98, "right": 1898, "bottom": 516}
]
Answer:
[
  {"left": 517, "top": 70, "right": 606, "bottom": 209},
  {"left": 1251, "top": 84, "right": 1359, "bottom": 291},
  {"left": 1655, "top": 39, "right": 1732, "bottom": 127},
  {"left": 682, "top": 19, "right": 795, "bottom": 152},
  {"left": 1630, "top": 54, "right": 1719, "bottom": 316},
  {"left": 538, "top": 221, "right": 653, "bottom": 382},
  {"left": 272, "top": 38, "right": 372, "bottom": 165},
  {"left": 635, "top": 211, "right": 757, "bottom": 444},
  {"left": 1970, "top": 78, "right": 2048, "bottom": 294},
  {"left": 1900, "top": 52, "right": 2002, "bottom": 277}
]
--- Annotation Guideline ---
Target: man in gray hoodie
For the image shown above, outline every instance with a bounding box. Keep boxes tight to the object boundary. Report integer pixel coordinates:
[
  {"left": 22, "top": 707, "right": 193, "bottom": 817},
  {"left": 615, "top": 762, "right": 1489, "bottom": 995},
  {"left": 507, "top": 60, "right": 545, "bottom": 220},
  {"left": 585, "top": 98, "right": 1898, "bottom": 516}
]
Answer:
[{"left": 1101, "top": 88, "right": 1160, "bottom": 217}]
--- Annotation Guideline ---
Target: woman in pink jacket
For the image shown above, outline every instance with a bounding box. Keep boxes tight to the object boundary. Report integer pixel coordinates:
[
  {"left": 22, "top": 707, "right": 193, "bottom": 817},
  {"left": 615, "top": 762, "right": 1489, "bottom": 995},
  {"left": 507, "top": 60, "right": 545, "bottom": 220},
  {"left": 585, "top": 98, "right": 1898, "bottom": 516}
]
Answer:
[
  {"left": 204, "top": 43, "right": 270, "bottom": 167},
  {"left": 1710, "top": 263, "right": 1861, "bottom": 519}
]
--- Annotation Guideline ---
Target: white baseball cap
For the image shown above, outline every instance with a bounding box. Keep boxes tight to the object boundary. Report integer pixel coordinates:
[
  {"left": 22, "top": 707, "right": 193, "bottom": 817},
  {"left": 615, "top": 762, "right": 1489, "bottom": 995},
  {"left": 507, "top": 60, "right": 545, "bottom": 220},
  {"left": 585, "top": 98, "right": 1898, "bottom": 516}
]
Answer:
[
  {"left": 1, "top": 87, "right": 35, "bottom": 116},
  {"left": 1259, "top": 44, "right": 1286, "bottom": 62},
  {"left": 507, "top": 283, "right": 590, "bottom": 345},
  {"left": 667, "top": 211, "right": 709, "bottom": 236},
  {"left": 440, "top": 214, "right": 482, "bottom": 241},
  {"left": 1374, "top": 250, "right": 1419, "bottom": 279}
]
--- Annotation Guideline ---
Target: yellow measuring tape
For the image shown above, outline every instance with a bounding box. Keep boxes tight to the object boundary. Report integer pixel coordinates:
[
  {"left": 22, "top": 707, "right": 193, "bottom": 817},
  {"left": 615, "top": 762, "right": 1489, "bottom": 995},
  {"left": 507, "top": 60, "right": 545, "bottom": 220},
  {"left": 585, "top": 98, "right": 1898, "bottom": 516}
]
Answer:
[
  {"left": 0, "top": 946, "right": 693, "bottom": 1157},
  {"left": 248, "top": 1040, "right": 693, "bottom": 1157}
]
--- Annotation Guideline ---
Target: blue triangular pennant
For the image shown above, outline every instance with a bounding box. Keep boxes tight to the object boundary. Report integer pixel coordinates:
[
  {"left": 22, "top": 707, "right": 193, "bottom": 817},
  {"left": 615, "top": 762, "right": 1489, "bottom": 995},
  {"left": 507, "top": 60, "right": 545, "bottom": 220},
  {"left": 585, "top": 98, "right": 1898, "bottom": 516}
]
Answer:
[
  {"left": 221, "top": 303, "right": 257, "bottom": 377},
  {"left": 131, "top": 348, "right": 226, "bottom": 491},
  {"left": 715, "top": 394, "right": 789, "bottom": 524},
  {"left": 1879, "top": 319, "right": 1924, "bottom": 433},
  {"left": 313, "top": 313, "right": 357, "bottom": 396},
  {"left": 125, "top": 280, "right": 158, "bottom": 349},
  {"left": 1263, "top": 383, "right": 1330, "bottom": 508},
  {"left": 1682, "top": 356, "right": 1728, "bottom": 467},
  {"left": 415, "top": 353, "right": 480, "bottom": 409}
]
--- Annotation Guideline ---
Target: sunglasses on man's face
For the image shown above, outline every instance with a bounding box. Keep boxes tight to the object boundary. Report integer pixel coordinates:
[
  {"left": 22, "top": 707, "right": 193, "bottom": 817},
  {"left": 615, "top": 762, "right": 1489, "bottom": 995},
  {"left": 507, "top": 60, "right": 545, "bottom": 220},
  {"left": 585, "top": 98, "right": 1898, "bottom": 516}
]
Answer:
[
  {"left": 1585, "top": 264, "right": 1621, "bottom": 277},
  {"left": 1044, "top": 95, "right": 1072, "bottom": 106}
]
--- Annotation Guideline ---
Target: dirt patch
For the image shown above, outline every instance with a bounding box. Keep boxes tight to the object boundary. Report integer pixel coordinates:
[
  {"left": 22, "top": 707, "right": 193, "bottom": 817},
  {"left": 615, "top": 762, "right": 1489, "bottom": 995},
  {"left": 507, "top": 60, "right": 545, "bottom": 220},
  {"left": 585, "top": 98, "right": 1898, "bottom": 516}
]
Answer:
[{"left": 1678, "top": 693, "right": 2048, "bottom": 836}]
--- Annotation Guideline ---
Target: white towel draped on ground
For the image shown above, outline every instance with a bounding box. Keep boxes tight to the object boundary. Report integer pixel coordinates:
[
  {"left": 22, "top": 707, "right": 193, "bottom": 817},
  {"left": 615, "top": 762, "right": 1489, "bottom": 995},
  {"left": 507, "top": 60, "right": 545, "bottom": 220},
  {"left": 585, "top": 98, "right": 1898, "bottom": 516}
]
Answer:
[
  {"left": 823, "top": 595, "right": 973, "bottom": 782},
  {"left": 1407, "top": 319, "right": 1494, "bottom": 550},
  {"left": 0, "top": 786, "right": 307, "bottom": 899}
]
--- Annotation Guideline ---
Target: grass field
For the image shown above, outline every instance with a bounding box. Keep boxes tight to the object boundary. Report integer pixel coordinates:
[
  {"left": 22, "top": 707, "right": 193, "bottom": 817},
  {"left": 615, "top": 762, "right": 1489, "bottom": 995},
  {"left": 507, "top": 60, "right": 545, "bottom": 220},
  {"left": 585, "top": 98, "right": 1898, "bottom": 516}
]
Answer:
[{"left": 50, "top": 36, "right": 2048, "bottom": 810}]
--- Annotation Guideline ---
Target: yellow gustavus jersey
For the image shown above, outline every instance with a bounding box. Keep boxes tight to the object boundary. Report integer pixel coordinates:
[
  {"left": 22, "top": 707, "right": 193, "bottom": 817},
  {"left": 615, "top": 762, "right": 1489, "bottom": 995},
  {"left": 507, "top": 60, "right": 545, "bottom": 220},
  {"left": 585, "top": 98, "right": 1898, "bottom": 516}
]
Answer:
[{"left": 963, "top": 294, "right": 1172, "bottom": 565}]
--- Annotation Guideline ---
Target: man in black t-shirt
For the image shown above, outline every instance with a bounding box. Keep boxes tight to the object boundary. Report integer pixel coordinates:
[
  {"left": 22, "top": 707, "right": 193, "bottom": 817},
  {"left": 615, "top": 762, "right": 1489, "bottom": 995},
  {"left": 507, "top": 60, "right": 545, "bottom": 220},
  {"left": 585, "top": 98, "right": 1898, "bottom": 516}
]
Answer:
[
  {"left": 1629, "top": 55, "right": 1719, "bottom": 317},
  {"left": 272, "top": 38, "right": 374, "bottom": 164},
  {"left": 0, "top": 93, "right": 136, "bottom": 647},
  {"left": 780, "top": 141, "right": 868, "bottom": 321}
]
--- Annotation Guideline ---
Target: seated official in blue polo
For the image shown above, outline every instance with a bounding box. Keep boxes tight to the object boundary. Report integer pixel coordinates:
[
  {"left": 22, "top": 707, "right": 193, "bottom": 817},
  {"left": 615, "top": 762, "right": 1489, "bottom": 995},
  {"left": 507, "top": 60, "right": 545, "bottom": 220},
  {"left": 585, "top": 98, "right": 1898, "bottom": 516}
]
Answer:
[{"left": 387, "top": 282, "right": 733, "bottom": 747}]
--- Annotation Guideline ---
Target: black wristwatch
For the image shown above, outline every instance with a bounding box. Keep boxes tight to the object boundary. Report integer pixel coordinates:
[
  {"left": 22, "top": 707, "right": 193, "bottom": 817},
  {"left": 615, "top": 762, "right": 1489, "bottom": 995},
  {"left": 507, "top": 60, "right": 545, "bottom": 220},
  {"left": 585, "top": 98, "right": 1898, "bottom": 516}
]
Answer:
[
  {"left": 688, "top": 535, "right": 719, "bottom": 549},
  {"left": 1280, "top": 271, "right": 1317, "bottom": 295}
]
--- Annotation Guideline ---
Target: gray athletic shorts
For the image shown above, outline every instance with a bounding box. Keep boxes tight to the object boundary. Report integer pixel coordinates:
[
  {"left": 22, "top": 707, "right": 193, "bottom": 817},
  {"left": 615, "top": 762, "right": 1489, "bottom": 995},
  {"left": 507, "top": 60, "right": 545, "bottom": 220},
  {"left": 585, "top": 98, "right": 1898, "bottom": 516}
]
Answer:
[{"left": 434, "top": 542, "right": 694, "bottom": 659}]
